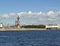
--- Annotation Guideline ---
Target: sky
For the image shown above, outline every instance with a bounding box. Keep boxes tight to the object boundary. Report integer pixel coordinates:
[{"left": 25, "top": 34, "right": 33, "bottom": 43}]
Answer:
[{"left": 0, "top": 0, "right": 60, "bottom": 26}]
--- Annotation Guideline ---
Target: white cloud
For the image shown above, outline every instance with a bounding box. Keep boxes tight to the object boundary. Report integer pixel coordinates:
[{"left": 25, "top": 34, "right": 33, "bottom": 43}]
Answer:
[
  {"left": 17, "top": 12, "right": 27, "bottom": 16},
  {"left": 47, "top": 11, "right": 57, "bottom": 19},
  {"left": 9, "top": 13, "right": 16, "bottom": 17},
  {"left": 1, "top": 10, "right": 60, "bottom": 25},
  {"left": 39, "top": 11, "right": 42, "bottom": 14},
  {"left": 28, "top": 11, "right": 32, "bottom": 14},
  {"left": 57, "top": 11, "right": 60, "bottom": 17},
  {"left": 2, "top": 14, "right": 9, "bottom": 18},
  {"left": 57, "top": 11, "right": 60, "bottom": 14},
  {"left": 47, "top": 11, "right": 55, "bottom": 16}
]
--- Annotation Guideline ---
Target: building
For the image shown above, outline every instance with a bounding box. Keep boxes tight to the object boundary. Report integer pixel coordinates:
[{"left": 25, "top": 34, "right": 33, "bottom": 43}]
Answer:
[
  {"left": 0, "top": 22, "right": 3, "bottom": 28},
  {"left": 57, "top": 25, "right": 60, "bottom": 29},
  {"left": 15, "top": 16, "right": 20, "bottom": 28},
  {"left": 46, "top": 24, "right": 58, "bottom": 29}
]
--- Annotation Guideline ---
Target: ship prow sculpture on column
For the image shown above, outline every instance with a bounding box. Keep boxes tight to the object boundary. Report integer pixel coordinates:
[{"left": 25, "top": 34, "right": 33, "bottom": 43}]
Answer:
[{"left": 15, "top": 16, "right": 20, "bottom": 29}]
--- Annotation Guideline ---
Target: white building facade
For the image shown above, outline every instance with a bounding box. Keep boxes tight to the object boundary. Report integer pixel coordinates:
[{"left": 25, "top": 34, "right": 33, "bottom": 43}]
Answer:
[
  {"left": 0, "top": 23, "right": 3, "bottom": 28},
  {"left": 46, "top": 24, "right": 58, "bottom": 29}
]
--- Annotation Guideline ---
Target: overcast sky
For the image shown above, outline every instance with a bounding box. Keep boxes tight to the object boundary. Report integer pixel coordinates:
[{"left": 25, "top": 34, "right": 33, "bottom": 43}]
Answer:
[{"left": 0, "top": 0, "right": 60, "bottom": 25}]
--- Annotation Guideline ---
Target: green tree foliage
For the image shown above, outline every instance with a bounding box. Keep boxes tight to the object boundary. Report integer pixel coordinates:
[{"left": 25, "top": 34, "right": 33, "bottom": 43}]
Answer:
[{"left": 21, "top": 25, "right": 45, "bottom": 28}]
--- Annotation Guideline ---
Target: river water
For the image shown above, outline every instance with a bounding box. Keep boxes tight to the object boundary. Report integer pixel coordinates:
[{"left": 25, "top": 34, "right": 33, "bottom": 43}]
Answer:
[{"left": 0, "top": 30, "right": 60, "bottom": 46}]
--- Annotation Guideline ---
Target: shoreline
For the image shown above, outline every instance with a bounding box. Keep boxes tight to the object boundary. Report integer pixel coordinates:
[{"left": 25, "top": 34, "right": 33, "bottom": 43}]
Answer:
[
  {"left": 0, "top": 28, "right": 60, "bottom": 31},
  {"left": 0, "top": 28, "right": 46, "bottom": 31}
]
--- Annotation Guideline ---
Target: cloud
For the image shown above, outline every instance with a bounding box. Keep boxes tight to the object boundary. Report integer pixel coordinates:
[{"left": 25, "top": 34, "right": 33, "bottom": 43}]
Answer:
[
  {"left": 1, "top": 10, "right": 60, "bottom": 25},
  {"left": 9, "top": 13, "right": 16, "bottom": 17},
  {"left": 57, "top": 11, "right": 60, "bottom": 17},
  {"left": 28, "top": 11, "right": 32, "bottom": 14},
  {"left": 47, "top": 11, "right": 55, "bottom": 16},
  {"left": 2, "top": 14, "right": 9, "bottom": 18}
]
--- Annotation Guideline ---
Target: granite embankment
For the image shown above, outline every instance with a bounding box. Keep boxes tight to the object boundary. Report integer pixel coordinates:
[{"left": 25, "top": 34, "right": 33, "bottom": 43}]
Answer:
[{"left": 0, "top": 28, "right": 46, "bottom": 31}]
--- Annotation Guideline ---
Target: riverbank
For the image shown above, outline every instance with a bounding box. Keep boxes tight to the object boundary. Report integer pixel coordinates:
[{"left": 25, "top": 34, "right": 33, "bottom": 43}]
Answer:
[
  {"left": 0, "top": 28, "right": 46, "bottom": 31},
  {"left": 0, "top": 27, "right": 60, "bottom": 31}
]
